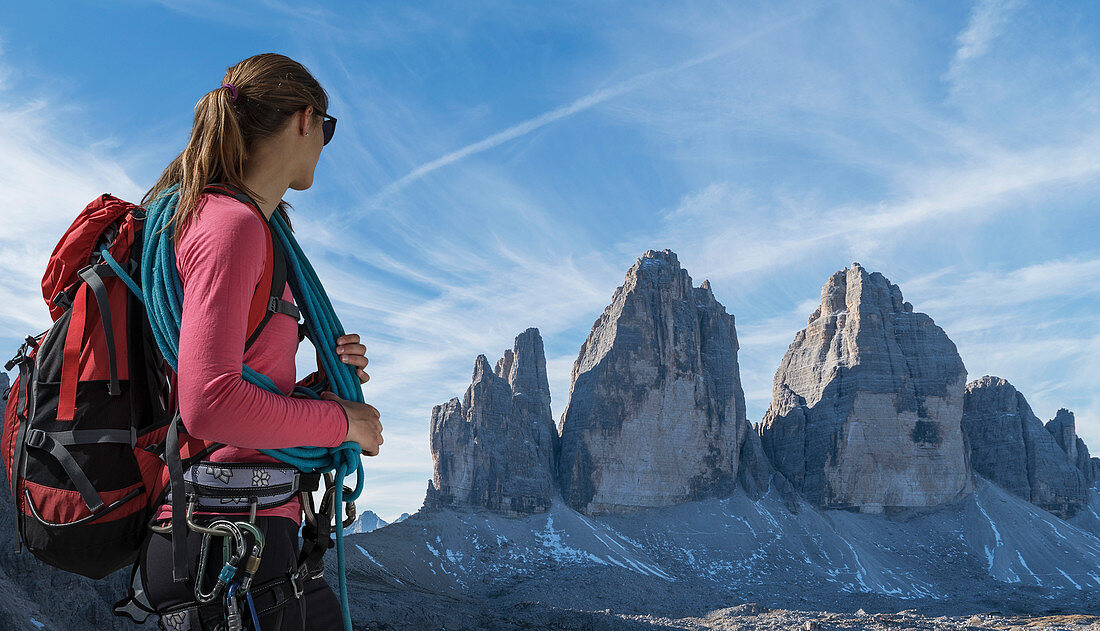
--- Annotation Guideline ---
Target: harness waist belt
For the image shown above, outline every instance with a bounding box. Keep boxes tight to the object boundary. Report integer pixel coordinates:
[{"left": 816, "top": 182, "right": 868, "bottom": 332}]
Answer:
[{"left": 165, "top": 461, "right": 302, "bottom": 512}]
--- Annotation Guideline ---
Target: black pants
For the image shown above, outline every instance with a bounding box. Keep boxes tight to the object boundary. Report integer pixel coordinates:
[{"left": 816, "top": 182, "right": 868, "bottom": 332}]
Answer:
[{"left": 139, "top": 515, "right": 342, "bottom": 630}]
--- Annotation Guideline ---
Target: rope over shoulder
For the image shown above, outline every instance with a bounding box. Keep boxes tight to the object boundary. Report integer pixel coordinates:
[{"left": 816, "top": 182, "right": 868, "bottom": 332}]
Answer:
[{"left": 138, "top": 183, "right": 364, "bottom": 631}]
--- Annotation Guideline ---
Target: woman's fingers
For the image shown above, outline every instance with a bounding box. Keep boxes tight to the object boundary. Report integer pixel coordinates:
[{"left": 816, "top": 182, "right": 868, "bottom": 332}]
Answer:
[
  {"left": 336, "top": 343, "right": 367, "bottom": 358},
  {"left": 332, "top": 333, "right": 369, "bottom": 384},
  {"left": 337, "top": 352, "right": 368, "bottom": 367},
  {"left": 326, "top": 392, "right": 383, "bottom": 455}
]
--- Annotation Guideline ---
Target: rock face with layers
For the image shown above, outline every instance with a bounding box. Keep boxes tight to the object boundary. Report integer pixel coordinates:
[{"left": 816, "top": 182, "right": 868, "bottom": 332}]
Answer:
[
  {"left": 1045, "top": 408, "right": 1096, "bottom": 488},
  {"left": 557, "top": 249, "right": 766, "bottom": 515},
  {"left": 425, "top": 328, "right": 558, "bottom": 516},
  {"left": 759, "top": 263, "right": 974, "bottom": 513},
  {"left": 961, "top": 376, "right": 1087, "bottom": 518}
]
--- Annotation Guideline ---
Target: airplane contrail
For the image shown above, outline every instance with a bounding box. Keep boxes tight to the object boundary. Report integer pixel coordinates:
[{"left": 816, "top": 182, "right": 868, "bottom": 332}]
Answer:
[{"left": 366, "top": 11, "right": 810, "bottom": 208}]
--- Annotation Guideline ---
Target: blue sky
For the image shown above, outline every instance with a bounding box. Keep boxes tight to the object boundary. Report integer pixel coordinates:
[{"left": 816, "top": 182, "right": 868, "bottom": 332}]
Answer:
[{"left": 1, "top": 0, "right": 1097, "bottom": 523}]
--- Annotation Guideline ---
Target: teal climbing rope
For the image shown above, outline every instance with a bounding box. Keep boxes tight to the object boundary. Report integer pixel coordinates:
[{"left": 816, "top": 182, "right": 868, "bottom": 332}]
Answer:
[{"left": 132, "top": 183, "right": 364, "bottom": 631}]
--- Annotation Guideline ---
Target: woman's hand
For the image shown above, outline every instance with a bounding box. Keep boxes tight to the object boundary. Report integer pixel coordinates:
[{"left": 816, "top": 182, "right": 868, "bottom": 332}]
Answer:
[
  {"left": 321, "top": 391, "right": 383, "bottom": 456},
  {"left": 333, "top": 333, "right": 369, "bottom": 384}
]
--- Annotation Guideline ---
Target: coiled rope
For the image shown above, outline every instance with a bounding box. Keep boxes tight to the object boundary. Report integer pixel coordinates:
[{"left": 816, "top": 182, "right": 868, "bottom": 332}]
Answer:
[{"left": 128, "top": 183, "right": 363, "bottom": 631}]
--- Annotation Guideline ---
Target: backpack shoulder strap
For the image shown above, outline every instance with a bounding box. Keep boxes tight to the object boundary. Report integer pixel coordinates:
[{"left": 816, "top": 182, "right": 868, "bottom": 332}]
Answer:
[
  {"left": 245, "top": 231, "right": 292, "bottom": 350},
  {"left": 200, "top": 184, "right": 296, "bottom": 351}
]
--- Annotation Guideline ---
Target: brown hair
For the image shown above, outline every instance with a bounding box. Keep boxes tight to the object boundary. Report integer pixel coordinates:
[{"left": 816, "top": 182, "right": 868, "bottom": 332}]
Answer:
[{"left": 141, "top": 53, "right": 331, "bottom": 242}]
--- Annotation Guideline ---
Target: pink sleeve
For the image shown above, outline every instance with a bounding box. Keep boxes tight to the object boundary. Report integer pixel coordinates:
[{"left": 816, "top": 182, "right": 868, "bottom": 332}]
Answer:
[{"left": 174, "top": 201, "right": 348, "bottom": 450}]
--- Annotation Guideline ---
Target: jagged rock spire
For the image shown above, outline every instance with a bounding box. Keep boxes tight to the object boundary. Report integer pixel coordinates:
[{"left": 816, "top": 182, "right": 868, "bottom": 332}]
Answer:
[
  {"left": 425, "top": 328, "right": 558, "bottom": 516},
  {"left": 1046, "top": 408, "right": 1096, "bottom": 488}
]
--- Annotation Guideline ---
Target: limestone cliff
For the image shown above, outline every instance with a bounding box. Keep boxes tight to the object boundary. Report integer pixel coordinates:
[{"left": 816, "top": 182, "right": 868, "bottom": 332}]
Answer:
[
  {"left": 557, "top": 249, "right": 766, "bottom": 515},
  {"left": 961, "top": 376, "right": 1086, "bottom": 518},
  {"left": 425, "top": 328, "right": 558, "bottom": 516},
  {"left": 758, "top": 263, "right": 974, "bottom": 513}
]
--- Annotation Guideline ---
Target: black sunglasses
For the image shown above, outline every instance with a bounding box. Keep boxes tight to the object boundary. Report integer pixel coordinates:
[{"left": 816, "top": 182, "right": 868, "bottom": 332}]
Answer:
[
  {"left": 273, "top": 104, "right": 337, "bottom": 145},
  {"left": 316, "top": 110, "right": 337, "bottom": 146}
]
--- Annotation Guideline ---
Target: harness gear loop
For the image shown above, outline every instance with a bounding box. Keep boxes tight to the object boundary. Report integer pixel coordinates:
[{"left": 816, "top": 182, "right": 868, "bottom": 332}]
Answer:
[{"left": 149, "top": 497, "right": 258, "bottom": 537}]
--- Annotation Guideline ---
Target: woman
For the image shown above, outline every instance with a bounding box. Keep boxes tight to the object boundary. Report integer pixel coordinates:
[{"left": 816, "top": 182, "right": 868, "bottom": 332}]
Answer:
[{"left": 135, "top": 53, "right": 383, "bottom": 630}]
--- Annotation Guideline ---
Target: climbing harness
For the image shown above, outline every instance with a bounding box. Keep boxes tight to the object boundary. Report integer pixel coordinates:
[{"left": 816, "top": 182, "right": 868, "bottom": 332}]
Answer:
[
  {"left": 140, "top": 471, "right": 354, "bottom": 630},
  {"left": 106, "top": 182, "right": 365, "bottom": 630}
]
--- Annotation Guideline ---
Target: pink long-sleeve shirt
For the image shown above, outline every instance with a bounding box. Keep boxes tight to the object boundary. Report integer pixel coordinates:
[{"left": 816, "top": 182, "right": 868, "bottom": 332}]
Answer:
[{"left": 153, "top": 191, "right": 348, "bottom": 524}]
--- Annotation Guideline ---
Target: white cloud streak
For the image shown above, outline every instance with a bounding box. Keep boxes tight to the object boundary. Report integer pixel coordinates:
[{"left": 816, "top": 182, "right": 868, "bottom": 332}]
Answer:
[
  {"left": 366, "top": 10, "right": 812, "bottom": 208},
  {"left": 953, "top": 0, "right": 1024, "bottom": 64}
]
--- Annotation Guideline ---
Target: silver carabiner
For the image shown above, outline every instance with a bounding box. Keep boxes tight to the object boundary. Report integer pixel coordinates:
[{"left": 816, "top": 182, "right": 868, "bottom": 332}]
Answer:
[{"left": 194, "top": 521, "right": 243, "bottom": 604}]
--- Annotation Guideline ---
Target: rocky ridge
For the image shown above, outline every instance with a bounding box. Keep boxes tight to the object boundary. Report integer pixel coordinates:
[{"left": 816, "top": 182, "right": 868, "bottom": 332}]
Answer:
[{"left": 961, "top": 376, "right": 1087, "bottom": 518}]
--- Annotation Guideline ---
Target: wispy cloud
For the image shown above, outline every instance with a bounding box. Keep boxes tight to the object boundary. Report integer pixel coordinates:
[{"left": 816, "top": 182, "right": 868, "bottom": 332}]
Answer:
[
  {"left": 618, "top": 123, "right": 1100, "bottom": 293},
  {"left": 952, "top": 0, "right": 1024, "bottom": 67},
  {"left": 944, "top": 0, "right": 1031, "bottom": 106},
  {"left": 0, "top": 50, "right": 142, "bottom": 333},
  {"left": 365, "top": 10, "right": 813, "bottom": 208}
]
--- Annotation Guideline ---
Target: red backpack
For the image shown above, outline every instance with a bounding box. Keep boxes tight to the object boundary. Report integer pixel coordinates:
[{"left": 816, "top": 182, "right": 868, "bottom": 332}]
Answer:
[{"left": 1, "top": 183, "right": 293, "bottom": 579}]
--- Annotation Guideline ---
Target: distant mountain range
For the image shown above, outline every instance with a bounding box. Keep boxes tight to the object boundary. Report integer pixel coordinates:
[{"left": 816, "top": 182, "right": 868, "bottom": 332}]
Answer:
[
  {"left": 346, "top": 250, "right": 1099, "bottom": 628},
  {"left": 346, "top": 510, "right": 410, "bottom": 535}
]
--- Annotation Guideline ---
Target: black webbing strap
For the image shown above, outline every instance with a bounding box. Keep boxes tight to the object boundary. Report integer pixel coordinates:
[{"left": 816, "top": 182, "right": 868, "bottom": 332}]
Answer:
[
  {"left": 23, "top": 429, "right": 106, "bottom": 512},
  {"left": 34, "top": 428, "right": 135, "bottom": 446},
  {"left": 166, "top": 412, "right": 188, "bottom": 583},
  {"left": 78, "top": 264, "right": 120, "bottom": 396},
  {"left": 296, "top": 473, "right": 331, "bottom": 580},
  {"left": 201, "top": 183, "right": 294, "bottom": 351},
  {"left": 270, "top": 295, "right": 301, "bottom": 320},
  {"left": 245, "top": 230, "right": 291, "bottom": 350},
  {"left": 164, "top": 416, "right": 228, "bottom": 583}
]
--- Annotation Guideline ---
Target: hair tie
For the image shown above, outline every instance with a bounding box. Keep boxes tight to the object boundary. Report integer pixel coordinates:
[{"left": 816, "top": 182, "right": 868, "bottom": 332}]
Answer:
[{"left": 221, "top": 82, "right": 238, "bottom": 102}]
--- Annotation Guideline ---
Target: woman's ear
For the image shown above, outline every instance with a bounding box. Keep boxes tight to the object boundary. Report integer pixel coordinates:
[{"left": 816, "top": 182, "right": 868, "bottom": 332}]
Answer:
[{"left": 300, "top": 107, "right": 312, "bottom": 137}]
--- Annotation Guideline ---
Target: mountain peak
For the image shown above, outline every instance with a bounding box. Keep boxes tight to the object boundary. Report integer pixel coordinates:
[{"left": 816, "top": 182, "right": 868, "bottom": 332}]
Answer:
[
  {"left": 815, "top": 263, "right": 909, "bottom": 323},
  {"left": 761, "top": 264, "right": 972, "bottom": 512},
  {"left": 559, "top": 250, "right": 765, "bottom": 515}
]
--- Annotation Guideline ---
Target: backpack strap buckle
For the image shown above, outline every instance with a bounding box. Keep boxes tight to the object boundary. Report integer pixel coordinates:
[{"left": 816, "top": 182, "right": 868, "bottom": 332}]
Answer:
[
  {"left": 268, "top": 296, "right": 302, "bottom": 322},
  {"left": 25, "top": 428, "right": 46, "bottom": 449},
  {"left": 4, "top": 332, "right": 43, "bottom": 372},
  {"left": 52, "top": 288, "right": 73, "bottom": 311}
]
